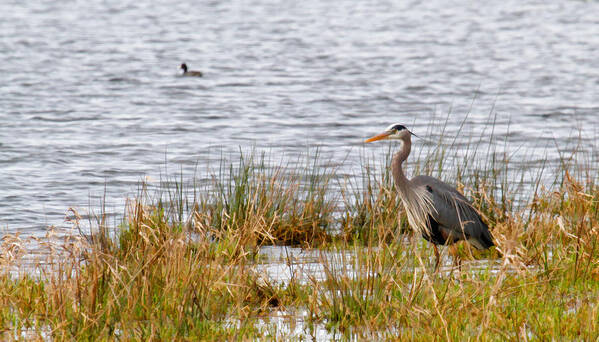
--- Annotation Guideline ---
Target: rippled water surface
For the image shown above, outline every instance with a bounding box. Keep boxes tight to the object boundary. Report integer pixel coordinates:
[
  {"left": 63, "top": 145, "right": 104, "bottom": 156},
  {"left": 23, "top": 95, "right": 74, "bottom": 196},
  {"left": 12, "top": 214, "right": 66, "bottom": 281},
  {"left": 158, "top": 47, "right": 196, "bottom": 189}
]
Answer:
[{"left": 1, "top": 0, "right": 598, "bottom": 234}]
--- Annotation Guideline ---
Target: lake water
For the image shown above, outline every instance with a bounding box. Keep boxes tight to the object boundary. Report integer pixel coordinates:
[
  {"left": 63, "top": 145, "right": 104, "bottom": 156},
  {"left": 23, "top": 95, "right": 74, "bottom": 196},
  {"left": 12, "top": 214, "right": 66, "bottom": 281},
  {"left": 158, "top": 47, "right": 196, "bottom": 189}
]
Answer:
[{"left": 1, "top": 0, "right": 598, "bottom": 236}]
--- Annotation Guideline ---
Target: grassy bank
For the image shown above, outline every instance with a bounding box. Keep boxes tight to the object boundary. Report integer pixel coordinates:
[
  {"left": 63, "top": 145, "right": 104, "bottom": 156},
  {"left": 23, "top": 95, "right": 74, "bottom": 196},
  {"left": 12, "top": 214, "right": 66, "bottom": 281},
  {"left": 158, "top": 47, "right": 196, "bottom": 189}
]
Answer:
[{"left": 1, "top": 130, "right": 598, "bottom": 340}]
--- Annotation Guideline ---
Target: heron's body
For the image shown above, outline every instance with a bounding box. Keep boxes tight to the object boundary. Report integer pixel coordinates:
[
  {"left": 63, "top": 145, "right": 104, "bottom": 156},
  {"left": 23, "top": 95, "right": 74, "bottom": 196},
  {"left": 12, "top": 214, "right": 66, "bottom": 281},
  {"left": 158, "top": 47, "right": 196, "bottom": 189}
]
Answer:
[
  {"left": 366, "top": 124, "right": 494, "bottom": 264},
  {"left": 180, "top": 63, "right": 203, "bottom": 77},
  {"left": 409, "top": 175, "right": 494, "bottom": 249}
]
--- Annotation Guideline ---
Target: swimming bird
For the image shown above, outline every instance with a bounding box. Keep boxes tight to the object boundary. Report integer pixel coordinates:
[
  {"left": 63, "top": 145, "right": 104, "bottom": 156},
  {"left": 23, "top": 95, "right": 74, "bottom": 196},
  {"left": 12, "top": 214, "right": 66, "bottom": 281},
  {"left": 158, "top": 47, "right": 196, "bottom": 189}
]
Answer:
[
  {"left": 180, "top": 63, "right": 203, "bottom": 77},
  {"left": 364, "top": 124, "right": 494, "bottom": 268}
]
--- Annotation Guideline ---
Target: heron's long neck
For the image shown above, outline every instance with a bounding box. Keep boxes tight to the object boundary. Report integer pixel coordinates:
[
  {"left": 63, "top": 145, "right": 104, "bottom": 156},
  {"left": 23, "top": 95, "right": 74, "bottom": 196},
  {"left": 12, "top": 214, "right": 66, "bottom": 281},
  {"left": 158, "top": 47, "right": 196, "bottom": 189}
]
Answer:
[
  {"left": 392, "top": 137, "right": 411, "bottom": 191},
  {"left": 391, "top": 135, "right": 432, "bottom": 237}
]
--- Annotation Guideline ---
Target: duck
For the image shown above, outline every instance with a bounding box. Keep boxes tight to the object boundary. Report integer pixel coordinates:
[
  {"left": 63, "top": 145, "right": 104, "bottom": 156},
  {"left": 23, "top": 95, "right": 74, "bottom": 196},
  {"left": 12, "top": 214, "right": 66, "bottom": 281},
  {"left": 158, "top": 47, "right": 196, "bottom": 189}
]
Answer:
[{"left": 180, "top": 63, "right": 203, "bottom": 77}]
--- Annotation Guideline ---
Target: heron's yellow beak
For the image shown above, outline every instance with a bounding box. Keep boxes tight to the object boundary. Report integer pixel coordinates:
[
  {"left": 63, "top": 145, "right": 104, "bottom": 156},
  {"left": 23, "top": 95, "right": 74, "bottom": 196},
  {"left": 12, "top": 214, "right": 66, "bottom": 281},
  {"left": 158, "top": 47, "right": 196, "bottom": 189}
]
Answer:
[{"left": 364, "top": 131, "right": 392, "bottom": 143}]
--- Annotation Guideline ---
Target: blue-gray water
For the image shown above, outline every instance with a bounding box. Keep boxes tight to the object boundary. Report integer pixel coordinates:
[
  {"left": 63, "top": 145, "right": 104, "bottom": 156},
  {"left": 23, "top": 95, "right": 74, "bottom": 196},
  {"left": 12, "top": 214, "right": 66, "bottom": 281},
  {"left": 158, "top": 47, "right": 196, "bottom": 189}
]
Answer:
[{"left": 1, "top": 0, "right": 598, "bottom": 235}]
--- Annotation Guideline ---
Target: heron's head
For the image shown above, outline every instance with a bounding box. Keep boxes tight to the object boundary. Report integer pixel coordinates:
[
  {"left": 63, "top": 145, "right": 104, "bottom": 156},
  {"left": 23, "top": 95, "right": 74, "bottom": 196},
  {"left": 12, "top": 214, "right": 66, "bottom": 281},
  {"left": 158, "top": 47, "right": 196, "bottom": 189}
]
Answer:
[{"left": 364, "top": 124, "right": 415, "bottom": 143}]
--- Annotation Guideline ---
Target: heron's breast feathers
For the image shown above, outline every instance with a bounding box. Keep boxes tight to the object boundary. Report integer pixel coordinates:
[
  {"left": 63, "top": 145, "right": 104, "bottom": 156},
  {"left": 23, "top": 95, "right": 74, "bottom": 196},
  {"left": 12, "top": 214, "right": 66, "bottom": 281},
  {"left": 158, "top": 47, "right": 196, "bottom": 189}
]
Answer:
[{"left": 399, "top": 186, "right": 436, "bottom": 237}]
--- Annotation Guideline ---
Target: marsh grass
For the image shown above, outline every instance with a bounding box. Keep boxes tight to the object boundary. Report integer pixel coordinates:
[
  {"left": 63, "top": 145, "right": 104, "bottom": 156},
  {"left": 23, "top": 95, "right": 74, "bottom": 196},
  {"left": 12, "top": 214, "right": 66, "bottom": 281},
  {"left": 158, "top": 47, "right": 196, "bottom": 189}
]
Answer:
[
  {"left": 192, "top": 150, "right": 336, "bottom": 248},
  {"left": 1, "top": 121, "right": 598, "bottom": 340}
]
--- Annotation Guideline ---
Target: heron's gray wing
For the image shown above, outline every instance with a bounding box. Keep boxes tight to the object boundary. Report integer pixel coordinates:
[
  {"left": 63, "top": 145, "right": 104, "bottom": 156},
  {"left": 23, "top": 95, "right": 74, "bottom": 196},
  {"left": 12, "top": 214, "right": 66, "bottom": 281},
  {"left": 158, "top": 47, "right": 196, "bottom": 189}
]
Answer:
[{"left": 411, "top": 175, "right": 494, "bottom": 249}]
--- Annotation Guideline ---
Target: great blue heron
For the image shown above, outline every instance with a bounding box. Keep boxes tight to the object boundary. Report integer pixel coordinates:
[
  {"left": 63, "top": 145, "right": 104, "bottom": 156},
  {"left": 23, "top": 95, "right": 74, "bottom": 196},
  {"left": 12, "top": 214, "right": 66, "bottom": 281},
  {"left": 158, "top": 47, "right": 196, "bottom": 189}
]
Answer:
[
  {"left": 180, "top": 63, "right": 203, "bottom": 77},
  {"left": 365, "top": 124, "right": 494, "bottom": 268}
]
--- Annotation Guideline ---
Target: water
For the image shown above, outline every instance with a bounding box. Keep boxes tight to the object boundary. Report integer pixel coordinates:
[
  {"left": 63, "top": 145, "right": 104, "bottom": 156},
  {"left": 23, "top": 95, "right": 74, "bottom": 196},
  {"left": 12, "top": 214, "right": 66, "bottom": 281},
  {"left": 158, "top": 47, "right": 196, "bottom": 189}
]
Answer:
[{"left": 1, "top": 0, "right": 598, "bottom": 236}]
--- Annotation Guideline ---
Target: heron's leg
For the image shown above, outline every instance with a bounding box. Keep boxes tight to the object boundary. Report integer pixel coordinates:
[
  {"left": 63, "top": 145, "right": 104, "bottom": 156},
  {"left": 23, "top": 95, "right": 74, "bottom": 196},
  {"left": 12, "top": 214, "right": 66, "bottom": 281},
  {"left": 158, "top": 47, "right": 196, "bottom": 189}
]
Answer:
[{"left": 433, "top": 244, "right": 440, "bottom": 271}]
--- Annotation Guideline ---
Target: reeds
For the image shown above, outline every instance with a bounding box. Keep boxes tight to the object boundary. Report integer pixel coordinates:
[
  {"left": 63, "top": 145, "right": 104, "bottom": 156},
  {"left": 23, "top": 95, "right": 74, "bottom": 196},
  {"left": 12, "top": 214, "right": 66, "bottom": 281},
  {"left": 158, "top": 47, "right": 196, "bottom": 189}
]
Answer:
[
  {"left": 192, "top": 150, "right": 336, "bottom": 248},
  {"left": 1, "top": 121, "right": 597, "bottom": 340}
]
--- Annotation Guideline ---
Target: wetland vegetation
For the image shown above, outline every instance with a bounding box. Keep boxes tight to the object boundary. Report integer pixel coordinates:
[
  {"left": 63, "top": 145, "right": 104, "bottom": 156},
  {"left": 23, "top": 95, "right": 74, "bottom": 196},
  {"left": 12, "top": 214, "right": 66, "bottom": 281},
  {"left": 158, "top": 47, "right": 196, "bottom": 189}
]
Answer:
[{"left": 1, "top": 123, "right": 597, "bottom": 341}]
